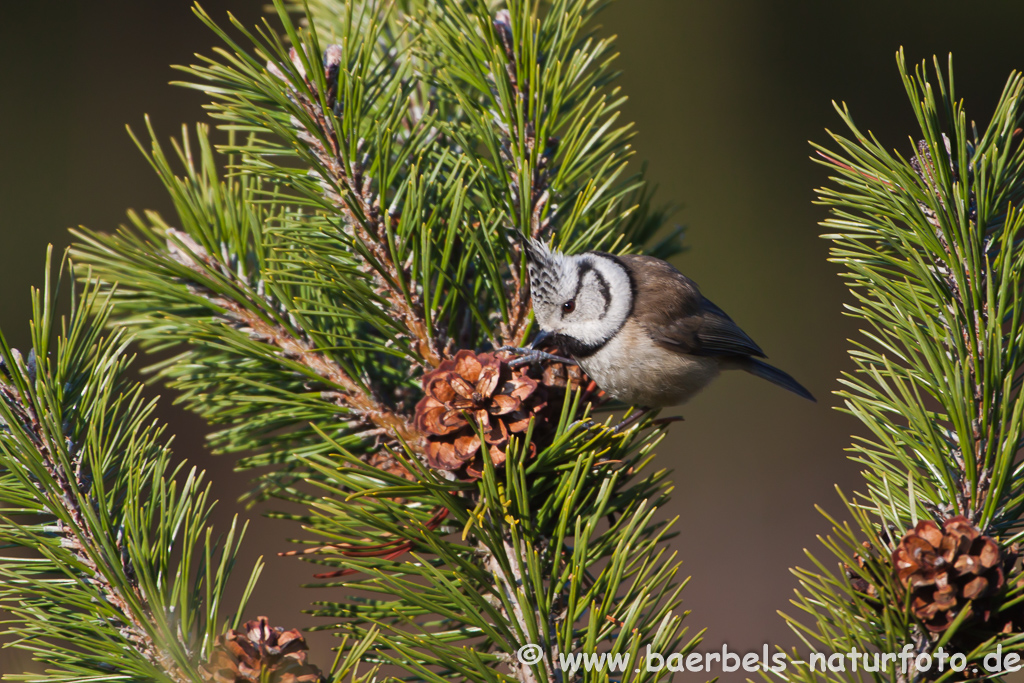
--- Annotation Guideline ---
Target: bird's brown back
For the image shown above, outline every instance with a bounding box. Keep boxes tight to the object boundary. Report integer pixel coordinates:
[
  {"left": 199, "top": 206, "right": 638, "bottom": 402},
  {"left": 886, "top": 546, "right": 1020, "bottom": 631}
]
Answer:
[{"left": 616, "top": 253, "right": 764, "bottom": 358}]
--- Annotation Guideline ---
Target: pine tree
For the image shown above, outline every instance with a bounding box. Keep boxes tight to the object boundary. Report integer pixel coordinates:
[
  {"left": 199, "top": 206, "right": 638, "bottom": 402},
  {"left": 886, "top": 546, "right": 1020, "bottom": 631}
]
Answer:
[
  {"left": 778, "top": 53, "right": 1024, "bottom": 681},
  {"left": 7, "top": 1, "right": 1023, "bottom": 682},
  {"left": 1, "top": 0, "right": 694, "bottom": 681},
  {"left": 0, "top": 252, "right": 263, "bottom": 682}
]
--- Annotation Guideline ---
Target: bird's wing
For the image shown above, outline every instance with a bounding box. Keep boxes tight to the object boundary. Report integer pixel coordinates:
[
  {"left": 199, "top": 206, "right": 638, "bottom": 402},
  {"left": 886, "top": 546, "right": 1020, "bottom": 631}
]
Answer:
[
  {"left": 617, "top": 254, "right": 766, "bottom": 358},
  {"left": 689, "top": 296, "right": 766, "bottom": 357}
]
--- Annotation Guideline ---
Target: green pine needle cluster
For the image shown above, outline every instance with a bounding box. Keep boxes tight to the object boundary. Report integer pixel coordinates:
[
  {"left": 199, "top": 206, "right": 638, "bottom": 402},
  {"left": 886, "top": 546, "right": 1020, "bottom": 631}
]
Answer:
[
  {"left": 11, "top": 1, "right": 1024, "bottom": 681},
  {"left": 778, "top": 52, "right": 1024, "bottom": 680},
  {"left": 0, "top": 252, "right": 260, "bottom": 682},
  {"left": 66, "top": 0, "right": 694, "bottom": 681}
]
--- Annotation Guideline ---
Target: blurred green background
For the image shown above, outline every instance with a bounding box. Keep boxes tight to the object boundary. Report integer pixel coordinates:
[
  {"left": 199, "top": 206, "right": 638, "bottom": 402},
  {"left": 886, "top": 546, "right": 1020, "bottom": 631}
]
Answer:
[{"left": 3, "top": 0, "right": 1024, "bottom": 677}]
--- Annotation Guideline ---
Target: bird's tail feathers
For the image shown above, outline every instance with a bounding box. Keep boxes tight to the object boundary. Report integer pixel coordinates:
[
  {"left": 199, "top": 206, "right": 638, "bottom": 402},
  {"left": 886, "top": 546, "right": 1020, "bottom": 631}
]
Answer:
[{"left": 741, "top": 358, "right": 815, "bottom": 402}]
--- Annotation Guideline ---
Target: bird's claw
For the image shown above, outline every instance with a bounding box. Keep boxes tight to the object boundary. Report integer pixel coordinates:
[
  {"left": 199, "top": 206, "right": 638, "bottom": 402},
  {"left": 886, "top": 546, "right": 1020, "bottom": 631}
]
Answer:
[
  {"left": 569, "top": 416, "right": 600, "bottom": 432},
  {"left": 568, "top": 414, "right": 646, "bottom": 436},
  {"left": 611, "top": 407, "right": 654, "bottom": 434},
  {"left": 497, "top": 346, "right": 577, "bottom": 368}
]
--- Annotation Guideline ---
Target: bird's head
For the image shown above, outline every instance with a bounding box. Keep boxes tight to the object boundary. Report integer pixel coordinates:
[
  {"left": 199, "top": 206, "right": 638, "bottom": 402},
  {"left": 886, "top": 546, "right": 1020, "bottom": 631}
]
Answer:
[{"left": 516, "top": 235, "right": 633, "bottom": 352}]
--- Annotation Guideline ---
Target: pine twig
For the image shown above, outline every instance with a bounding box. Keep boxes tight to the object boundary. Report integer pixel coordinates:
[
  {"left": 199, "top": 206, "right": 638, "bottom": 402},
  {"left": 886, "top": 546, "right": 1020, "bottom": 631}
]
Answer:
[
  {"left": 165, "top": 228, "right": 426, "bottom": 454},
  {"left": 269, "top": 47, "right": 443, "bottom": 368},
  {"left": 0, "top": 375, "right": 189, "bottom": 680}
]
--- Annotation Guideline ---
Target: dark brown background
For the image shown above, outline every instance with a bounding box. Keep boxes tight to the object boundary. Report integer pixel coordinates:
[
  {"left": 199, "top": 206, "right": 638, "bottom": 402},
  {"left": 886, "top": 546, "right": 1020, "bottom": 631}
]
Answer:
[{"left": 2, "top": 1, "right": 1024, "bottom": 678}]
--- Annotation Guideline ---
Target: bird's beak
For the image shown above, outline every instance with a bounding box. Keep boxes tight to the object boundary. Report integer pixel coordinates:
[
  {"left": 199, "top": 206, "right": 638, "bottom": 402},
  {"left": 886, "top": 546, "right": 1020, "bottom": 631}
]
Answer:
[{"left": 529, "top": 329, "right": 552, "bottom": 349}]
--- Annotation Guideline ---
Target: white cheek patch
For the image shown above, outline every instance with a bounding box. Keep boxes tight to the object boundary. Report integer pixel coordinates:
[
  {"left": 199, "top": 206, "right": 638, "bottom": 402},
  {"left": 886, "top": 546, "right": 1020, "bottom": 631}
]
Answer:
[
  {"left": 567, "top": 255, "right": 632, "bottom": 346},
  {"left": 524, "top": 243, "right": 631, "bottom": 346}
]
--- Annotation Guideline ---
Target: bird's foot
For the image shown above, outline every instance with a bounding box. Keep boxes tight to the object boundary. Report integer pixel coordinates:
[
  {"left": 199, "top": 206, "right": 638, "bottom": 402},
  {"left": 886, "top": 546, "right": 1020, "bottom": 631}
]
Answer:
[
  {"left": 569, "top": 411, "right": 682, "bottom": 436},
  {"left": 612, "top": 407, "right": 654, "bottom": 434},
  {"left": 568, "top": 416, "right": 600, "bottom": 432},
  {"left": 497, "top": 346, "right": 576, "bottom": 368}
]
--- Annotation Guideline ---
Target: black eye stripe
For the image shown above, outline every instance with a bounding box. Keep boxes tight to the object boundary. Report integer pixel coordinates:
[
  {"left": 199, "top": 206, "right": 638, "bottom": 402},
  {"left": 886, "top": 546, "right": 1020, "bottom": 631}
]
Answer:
[
  {"left": 571, "top": 264, "right": 591, "bottom": 299},
  {"left": 571, "top": 263, "right": 611, "bottom": 318},
  {"left": 593, "top": 271, "right": 611, "bottom": 317}
]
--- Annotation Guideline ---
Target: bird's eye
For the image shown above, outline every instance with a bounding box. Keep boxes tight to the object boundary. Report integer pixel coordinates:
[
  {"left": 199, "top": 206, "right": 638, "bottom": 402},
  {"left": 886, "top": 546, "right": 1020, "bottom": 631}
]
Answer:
[{"left": 562, "top": 300, "right": 576, "bottom": 314}]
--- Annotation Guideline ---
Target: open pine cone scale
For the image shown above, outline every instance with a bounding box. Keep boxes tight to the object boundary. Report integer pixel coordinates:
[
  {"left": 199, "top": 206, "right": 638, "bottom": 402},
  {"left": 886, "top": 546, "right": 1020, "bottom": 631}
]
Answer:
[
  {"left": 201, "top": 617, "right": 324, "bottom": 683},
  {"left": 414, "top": 349, "right": 558, "bottom": 479},
  {"left": 893, "top": 515, "right": 1018, "bottom": 635}
]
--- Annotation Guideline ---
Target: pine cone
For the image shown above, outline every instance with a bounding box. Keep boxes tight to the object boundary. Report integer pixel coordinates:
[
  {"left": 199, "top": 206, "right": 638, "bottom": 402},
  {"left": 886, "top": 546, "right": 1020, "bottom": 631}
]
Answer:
[
  {"left": 846, "top": 542, "right": 881, "bottom": 603},
  {"left": 893, "top": 516, "right": 1008, "bottom": 633},
  {"left": 541, "top": 360, "right": 587, "bottom": 392},
  {"left": 367, "top": 450, "right": 415, "bottom": 482},
  {"left": 201, "top": 617, "right": 324, "bottom": 683},
  {"left": 414, "top": 349, "right": 548, "bottom": 479}
]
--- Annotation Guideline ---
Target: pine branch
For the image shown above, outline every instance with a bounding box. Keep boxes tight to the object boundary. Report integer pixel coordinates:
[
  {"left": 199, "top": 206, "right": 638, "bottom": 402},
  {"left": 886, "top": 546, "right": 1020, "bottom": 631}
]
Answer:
[
  {"left": 72, "top": 0, "right": 681, "bottom": 494},
  {"left": 1, "top": 392, "right": 181, "bottom": 677},
  {"left": 422, "top": 0, "right": 657, "bottom": 345},
  {"left": 0, "top": 251, "right": 261, "bottom": 681},
  {"left": 264, "top": 45, "right": 444, "bottom": 367},
  {"left": 817, "top": 55, "right": 1024, "bottom": 529},
  {"left": 778, "top": 52, "right": 1024, "bottom": 680},
  {"left": 286, "top": 406, "right": 694, "bottom": 683},
  {"left": 72, "top": 122, "right": 434, "bottom": 500},
  {"left": 164, "top": 226, "right": 424, "bottom": 449},
  {"left": 69, "top": 1, "right": 694, "bottom": 681}
]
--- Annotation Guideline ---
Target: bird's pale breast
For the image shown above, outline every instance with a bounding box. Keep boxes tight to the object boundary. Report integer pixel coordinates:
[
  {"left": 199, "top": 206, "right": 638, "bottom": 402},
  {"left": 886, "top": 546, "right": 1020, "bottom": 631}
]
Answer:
[{"left": 577, "top": 319, "right": 720, "bottom": 407}]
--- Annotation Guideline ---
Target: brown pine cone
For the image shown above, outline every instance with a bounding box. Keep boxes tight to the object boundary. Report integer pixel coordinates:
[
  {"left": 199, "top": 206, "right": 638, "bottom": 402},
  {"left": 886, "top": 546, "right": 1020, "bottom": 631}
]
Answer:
[
  {"left": 846, "top": 542, "right": 881, "bottom": 602},
  {"left": 200, "top": 617, "right": 324, "bottom": 683},
  {"left": 892, "top": 516, "right": 1009, "bottom": 633},
  {"left": 367, "top": 450, "right": 415, "bottom": 482},
  {"left": 542, "top": 360, "right": 587, "bottom": 392},
  {"left": 414, "top": 349, "right": 548, "bottom": 479}
]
